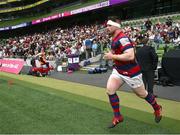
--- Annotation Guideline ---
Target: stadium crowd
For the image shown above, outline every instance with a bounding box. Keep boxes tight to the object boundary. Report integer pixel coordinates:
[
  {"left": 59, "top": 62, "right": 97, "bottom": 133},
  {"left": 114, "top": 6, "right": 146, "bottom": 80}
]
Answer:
[
  {"left": 0, "top": 17, "right": 180, "bottom": 62},
  {"left": 0, "top": 23, "right": 109, "bottom": 60}
]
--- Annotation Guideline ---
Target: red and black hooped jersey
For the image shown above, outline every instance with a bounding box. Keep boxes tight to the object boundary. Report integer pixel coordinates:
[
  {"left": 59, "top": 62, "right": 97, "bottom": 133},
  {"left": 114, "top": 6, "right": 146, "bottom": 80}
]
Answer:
[{"left": 111, "top": 31, "right": 141, "bottom": 78}]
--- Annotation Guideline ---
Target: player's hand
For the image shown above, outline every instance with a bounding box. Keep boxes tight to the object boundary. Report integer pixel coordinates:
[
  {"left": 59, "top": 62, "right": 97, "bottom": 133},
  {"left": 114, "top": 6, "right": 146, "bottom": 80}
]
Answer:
[{"left": 103, "top": 51, "right": 113, "bottom": 60}]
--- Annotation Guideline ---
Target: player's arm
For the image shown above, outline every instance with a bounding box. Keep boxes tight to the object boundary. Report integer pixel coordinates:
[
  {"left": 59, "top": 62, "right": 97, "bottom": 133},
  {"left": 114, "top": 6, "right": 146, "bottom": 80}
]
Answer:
[
  {"left": 112, "top": 48, "right": 135, "bottom": 61},
  {"left": 104, "top": 36, "right": 135, "bottom": 61},
  {"left": 103, "top": 48, "right": 135, "bottom": 61}
]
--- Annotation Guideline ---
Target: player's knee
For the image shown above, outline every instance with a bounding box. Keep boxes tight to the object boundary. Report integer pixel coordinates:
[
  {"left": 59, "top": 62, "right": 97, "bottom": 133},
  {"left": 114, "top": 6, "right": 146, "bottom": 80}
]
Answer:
[
  {"left": 136, "top": 93, "right": 145, "bottom": 98},
  {"left": 133, "top": 84, "right": 148, "bottom": 98},
  {"left": 106, "top": 88, "right": 115, "bottom": 95},
  {"left": 106, "top": 90, "right": 115, "bottom": 95},
  {"left": 135, "top": 90, "right": 148, "bottom": 98}
]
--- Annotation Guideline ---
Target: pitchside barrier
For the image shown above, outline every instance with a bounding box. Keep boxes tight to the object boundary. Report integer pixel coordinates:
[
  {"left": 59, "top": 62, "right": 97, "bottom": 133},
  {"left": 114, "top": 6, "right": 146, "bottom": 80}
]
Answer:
[
  {"left": 0, "top": 58, "right": 24, "bottom": 74},
  {"left": 0, "top": 58, "right": 56, "bottom": 74}
]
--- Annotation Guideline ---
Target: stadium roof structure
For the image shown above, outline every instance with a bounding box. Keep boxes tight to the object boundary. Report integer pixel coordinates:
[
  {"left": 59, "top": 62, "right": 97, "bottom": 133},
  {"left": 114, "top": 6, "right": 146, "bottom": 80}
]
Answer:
[
  {"left": 0, "top": 0, "right": 129, "bottom": 31},
  {"left": 0, "top": 0, "right": 49, "bottom": 14}
]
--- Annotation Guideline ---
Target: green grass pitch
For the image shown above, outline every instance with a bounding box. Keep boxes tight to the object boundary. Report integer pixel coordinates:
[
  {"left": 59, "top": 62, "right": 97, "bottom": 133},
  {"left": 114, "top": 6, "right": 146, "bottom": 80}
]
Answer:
[{"left": 0, "top": 73, "right": 180, "bottom": 134}]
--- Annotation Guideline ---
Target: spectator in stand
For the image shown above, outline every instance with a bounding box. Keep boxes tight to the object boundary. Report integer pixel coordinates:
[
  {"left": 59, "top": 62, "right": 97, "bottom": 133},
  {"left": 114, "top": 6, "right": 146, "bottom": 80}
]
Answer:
[
  {"left": 164, "top": 34, "right": 171, "bottom": 44},
  {"left": 0, "top": 47, "right": 4, "bottom": 59},
  {"left": 173, "top": 26, "right": 180, "bottom": 39},
  {"left": 172, "top": 26, "right": 180, "bottom": 45},
  {"left": 167, "top": 26, "right": 174, "bottom": 40},
  {"left": 92, "top": 40, "right": 98, "bottom": 57},
  {"left": 83, "top": 36, "right": 93, "bottom": 59},
  {"left": 154, "top": 32, "right": 163, "bottom": 44},
  {"left": 166, "top": 16, "right": 173, "bottom": 27},
  {"left": 145, "top": 18, "right": 152, "bottom": 31}
]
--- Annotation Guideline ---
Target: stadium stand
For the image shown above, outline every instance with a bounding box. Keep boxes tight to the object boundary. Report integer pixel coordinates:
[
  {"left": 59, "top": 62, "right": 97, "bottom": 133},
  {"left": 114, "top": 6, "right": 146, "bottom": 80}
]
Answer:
[
  {"left": 0, "top": 0, "right": 179, "bottom": 86},
  {"left": 0, "top": 0, "right": 179, "bottom": 64}
]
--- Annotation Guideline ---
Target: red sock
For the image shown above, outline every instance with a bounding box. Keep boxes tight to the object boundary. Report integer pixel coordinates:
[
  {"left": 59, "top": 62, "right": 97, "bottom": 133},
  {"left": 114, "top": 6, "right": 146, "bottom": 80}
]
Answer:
[
  {"left": 145, "top": 93, "right": 160, "bottom": 111},
  {"left": 108, "top": 93, "right": 121, "bottom": 117}
]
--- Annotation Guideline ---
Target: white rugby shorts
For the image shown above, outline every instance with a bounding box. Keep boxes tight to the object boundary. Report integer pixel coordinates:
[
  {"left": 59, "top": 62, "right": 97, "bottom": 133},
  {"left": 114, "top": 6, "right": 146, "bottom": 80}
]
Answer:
[{"left": 110, "top": 69, "right": 143, "bottom": 89}]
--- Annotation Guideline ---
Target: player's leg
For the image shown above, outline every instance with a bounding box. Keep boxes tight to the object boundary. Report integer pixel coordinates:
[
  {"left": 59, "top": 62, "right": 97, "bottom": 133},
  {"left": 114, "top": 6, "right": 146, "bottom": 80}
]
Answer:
[
  {"left": 106, "top": 70, "right": 124, "bottom": 128},
  {"left": 130, "top": 74, "right": 162, "bottom": 123}
]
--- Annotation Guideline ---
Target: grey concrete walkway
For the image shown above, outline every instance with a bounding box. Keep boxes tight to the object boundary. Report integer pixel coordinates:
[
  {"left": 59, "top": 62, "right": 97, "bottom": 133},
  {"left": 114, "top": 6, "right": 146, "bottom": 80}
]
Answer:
[{"left": 50, "top": 70, "right": 180, "bottom": 102}]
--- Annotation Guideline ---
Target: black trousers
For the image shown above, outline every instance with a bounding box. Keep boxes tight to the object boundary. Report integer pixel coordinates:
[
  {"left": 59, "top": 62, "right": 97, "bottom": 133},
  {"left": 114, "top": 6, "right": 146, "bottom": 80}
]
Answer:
[{"left": 142, "top": 70, "right": 155, "bottom": 94}]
